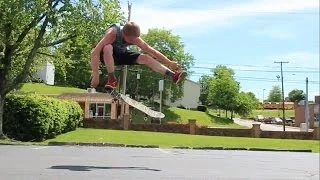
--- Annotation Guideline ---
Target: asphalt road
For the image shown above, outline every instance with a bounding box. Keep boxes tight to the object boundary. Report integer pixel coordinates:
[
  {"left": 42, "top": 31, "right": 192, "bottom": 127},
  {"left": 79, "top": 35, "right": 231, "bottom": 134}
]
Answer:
[{"left": 0, "top": 145, "right": 319, "bottom": 180}]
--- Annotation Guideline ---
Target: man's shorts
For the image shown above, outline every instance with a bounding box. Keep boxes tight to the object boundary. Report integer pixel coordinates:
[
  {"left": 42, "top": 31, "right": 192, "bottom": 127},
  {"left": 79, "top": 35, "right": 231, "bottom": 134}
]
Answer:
[{"left": 100, "top": 46, "right": 140, "bottom": 66}]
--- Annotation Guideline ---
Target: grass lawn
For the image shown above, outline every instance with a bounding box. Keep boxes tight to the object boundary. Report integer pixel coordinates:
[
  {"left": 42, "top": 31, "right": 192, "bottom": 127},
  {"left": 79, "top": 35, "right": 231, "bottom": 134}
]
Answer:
[
  {"left": 132, "top": 107, "right": 243, "bottom": 128},
  {"left": 18, "top": 83, "right": 86, "bottom": 95},
  {"left": 37, "top": 128, "right": 320, "bottom": 152}
]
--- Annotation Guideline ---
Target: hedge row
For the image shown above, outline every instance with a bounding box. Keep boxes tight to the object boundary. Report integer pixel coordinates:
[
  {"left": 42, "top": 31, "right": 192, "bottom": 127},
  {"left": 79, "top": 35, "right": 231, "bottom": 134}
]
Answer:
[{"left": 3, "top": 94, "right": 83, "bottom": 141}]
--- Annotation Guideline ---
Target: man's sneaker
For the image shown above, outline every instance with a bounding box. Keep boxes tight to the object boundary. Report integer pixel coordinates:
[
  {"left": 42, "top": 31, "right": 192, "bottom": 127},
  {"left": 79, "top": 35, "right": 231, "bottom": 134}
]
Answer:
[
  {"left": 173, "top": 70, "right": 187, "bottom": 84},
  {"left": 105, "top": 77, "right": 118, "bottom": 89}
]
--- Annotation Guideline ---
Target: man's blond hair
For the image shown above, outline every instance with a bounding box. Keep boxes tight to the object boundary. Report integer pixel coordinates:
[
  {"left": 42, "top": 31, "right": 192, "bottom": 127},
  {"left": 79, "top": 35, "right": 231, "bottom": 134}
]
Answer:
[{"left": 122, "top": 22, "right": 140, "bottom": 37}]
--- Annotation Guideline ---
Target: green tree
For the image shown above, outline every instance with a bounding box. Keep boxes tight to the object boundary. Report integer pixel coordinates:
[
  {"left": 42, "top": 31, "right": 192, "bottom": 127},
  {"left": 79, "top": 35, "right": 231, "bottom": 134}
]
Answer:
[
  {"left": 53, "top": 0, "right": 125, "bottom": 88},
  {"left": 199, "top": 75, "right": 210, "bottom": 106},
  {"left": 125, "top": 28, "right": 194, "bottom": 102},
  {"left": 234, "top": 92, "right": 259, "bottom": 117},
  {"left": 208, "top": 65, "right": 240, "bottom": 118},
  {"left": 247, "top": 92, "right": 259, "bottom": 102},
  {"left": 267, "top": 85, "right": 282, "bottom": 102},
  {"left": 0, "top": 0, "right": 122, "bottom": 138},
  {"left": 288, "top": 89, "right": 305, "bottom": 102}
]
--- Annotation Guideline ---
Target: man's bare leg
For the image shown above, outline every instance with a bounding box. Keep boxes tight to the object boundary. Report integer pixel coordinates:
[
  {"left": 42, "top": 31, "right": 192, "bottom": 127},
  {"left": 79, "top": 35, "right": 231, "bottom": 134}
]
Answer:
[
  {"left": 136, "top": 54, "right": 174, "bottom": 77},
  {"left": 136, "top": 54, "right": 187, "bottom": 84}
]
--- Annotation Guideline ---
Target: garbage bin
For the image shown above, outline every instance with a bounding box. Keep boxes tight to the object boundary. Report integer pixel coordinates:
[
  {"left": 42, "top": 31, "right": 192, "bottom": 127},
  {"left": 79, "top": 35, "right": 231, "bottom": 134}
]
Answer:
[{"left": 300, "top": 123, "right": 307, "bottom": 131}]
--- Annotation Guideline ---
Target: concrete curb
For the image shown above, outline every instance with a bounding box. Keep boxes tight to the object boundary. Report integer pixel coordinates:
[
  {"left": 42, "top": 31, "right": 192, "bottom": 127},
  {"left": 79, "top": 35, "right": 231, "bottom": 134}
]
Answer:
[
  {"left": 48, "top": 141, "right": 159, "bottom": 148},
  {"left": 248, "top": 148, "right": 312, "bottom": 153},
  {"left": 223, "top": 147, "right": 248, "bottom": 151},
  {"left": 0, "top": 142, "right": 313, "bottom": 153},
  {"left": 48, "top": 141, "right": 126, "bottom": 147},
  {"left": 172, "top": 146, "right": 191, "bottom": 149},
  {"left": 192, "top": 147, "right": 224, "bottom": 150},
  {"left": 125, "top": 145, "right": 159, "bottom": 148}
]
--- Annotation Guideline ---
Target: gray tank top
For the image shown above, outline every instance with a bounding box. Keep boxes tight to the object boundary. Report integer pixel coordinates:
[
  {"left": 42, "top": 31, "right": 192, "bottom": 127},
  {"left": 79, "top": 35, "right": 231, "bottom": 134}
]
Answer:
[{"left": 109, "top": 24, "right": 133, "bottom": 52}]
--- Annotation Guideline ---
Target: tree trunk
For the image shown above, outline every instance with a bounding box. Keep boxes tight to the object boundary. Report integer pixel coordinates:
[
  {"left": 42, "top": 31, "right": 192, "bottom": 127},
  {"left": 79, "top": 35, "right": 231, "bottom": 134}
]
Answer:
[
  {"left": 0, "top": 94, "right": 6, "bottom": 139},
  {"left": 225, "top": 110, "right": 227, "bottom": 118},
  {"left": 231, "top": 111, "right": 234, "bottom": 120}
]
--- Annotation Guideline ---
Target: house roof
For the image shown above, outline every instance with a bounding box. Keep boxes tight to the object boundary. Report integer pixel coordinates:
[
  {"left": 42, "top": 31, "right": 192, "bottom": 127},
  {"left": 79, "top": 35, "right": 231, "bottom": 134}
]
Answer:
[
  {"left": 185, "top": 79, "right": 200, "bottom": 85},
  {"left": 57, "top": 92, "right": 118, "bottom": 103}
]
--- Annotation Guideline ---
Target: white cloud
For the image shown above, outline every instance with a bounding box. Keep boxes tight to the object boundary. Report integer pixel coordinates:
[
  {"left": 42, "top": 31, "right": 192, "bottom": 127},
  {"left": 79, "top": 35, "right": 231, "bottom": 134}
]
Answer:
[
  {"left": 251, "top": 26, "right": 296, "bottom": 39},
  {"left": 120, "top": 0, "right": 319, "bottom": 33},
  {"left": 276, "top": 52, "right": 319, "bottom": 66}
]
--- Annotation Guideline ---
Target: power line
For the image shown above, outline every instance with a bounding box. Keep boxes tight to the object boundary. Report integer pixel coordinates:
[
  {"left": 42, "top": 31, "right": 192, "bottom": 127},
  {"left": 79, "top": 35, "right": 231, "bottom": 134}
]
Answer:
[
  {"left": 191, "top": 66, "right": 320, "bottom": 73},
  {"left": 190, "top": 73, "right": 320, "bottom": 84},
  {"left": 191, "top": 63, "right": 319, "bottom": 70}
]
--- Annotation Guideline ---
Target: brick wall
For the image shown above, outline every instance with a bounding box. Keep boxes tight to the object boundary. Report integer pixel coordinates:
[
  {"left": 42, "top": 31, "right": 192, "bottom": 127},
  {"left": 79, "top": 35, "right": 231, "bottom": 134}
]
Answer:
[
  {"left": 197, "top": 127, "right": 252, "bottom": 137},
  {"left": 81, "top": 118, "right": 319, "bottom": 140},
  {"left": 260, "top": 131, "right": 313, "bottom": 140},
  {"left": 130, "top": 123, "right": 190, "bottom": 134},
  {"left": 83, "top": 118, "right": 122, "bottom": 130},
  {"left": 315, "top": 96, "right": 320, "bottom": 104},
  {"left": 295, "top": 104, "right": 315, "bottom": 128}
]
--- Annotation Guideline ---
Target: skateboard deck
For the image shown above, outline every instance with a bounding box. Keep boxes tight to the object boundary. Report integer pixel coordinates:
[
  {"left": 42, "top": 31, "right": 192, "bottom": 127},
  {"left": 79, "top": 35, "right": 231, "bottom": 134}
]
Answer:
[{"left": 88, "top": 87, "right": 165, "bottom": 119}]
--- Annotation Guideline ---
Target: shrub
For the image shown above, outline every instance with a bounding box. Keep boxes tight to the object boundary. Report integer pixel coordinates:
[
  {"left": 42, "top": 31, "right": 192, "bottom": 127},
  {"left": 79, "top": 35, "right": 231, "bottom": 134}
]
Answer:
[
  {"left": 177, "top": 105, "right": 186, "bottom": 109},
  {"left": 3, "top": 94, "right": 82, "bottom": 141},
  {"left": 64, "top": 101, "right": 83, "bottom": 132},
  {"left": 197, "top": 105, "right": 207, "bottom": 112}
]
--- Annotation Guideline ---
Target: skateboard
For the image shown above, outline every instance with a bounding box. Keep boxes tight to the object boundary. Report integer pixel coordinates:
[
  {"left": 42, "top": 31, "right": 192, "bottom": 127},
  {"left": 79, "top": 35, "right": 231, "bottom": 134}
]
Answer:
[{"left": 88, "top": 87, "right": 165, "bottom": 119}]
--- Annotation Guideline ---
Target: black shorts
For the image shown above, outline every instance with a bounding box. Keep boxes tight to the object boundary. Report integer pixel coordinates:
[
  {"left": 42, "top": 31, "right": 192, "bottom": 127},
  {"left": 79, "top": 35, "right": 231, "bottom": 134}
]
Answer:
[{"left": 100, "top": 47, "right": 140, "bottom": 66}]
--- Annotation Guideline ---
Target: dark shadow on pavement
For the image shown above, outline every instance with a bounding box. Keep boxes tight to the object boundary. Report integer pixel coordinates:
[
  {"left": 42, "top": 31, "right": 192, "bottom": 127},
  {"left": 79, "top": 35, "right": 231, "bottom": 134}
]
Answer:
[{"left": 49, "top": 165, "right": 161, "bottom": 172}]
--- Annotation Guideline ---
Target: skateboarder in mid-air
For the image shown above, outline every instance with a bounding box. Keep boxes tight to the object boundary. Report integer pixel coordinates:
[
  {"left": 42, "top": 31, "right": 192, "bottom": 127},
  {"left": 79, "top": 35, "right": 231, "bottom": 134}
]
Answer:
[{"left": 90, "top": 21, "right": 187, "bottom": 89}]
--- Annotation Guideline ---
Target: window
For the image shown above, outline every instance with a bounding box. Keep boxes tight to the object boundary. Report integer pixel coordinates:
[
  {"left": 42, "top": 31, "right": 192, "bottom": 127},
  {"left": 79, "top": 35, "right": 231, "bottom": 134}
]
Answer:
[
  {"left": 89, "top": 103, "right": 96, "bottom": 117},
  {"left": 89, "top": 103, "right": 112, "bottom": 119},
  {"left": 105, "top": 104, "right": 111, "bottom": 117}
]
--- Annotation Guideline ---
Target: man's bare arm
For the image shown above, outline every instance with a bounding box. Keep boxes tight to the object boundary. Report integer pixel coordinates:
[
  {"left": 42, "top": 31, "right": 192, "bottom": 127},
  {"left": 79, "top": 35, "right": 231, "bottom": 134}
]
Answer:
[
  {"left": 134, "top": 37, "right": 172, "bottom": 65},
  {"left": 91, "top": 28, "right": 116, "bottom": 73}
]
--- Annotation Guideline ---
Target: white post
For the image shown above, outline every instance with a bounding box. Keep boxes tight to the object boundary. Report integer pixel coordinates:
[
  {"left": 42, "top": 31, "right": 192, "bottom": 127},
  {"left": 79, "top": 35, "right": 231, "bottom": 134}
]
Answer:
[
  {"left": 121, "top": 1, "right": 132, "bottom": 120},
  {"left": 159, "top": 80, "right": 164, "bottom": 124},
  {"left": 160, "top": 91, "right": 162, "bottom": 120}
]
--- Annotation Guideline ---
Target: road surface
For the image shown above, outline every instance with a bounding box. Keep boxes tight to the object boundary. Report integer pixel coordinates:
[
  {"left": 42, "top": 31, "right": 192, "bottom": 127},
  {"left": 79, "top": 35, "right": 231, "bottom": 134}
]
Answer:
[
  {"left": 0, "top": 145, "right": 319, "bottom": 180},
  {"left": 233, "top": 118, "right": 313, "bottom": 132}
]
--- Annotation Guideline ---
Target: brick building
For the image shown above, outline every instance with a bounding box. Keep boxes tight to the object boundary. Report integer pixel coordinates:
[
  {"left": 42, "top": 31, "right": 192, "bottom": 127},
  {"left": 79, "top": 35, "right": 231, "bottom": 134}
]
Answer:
[
  {"left": 57, "top": 93, "right": 121, "bottom": 120},
  {"left": 294, "top": 96, "right": 320, "bottom": 128}
]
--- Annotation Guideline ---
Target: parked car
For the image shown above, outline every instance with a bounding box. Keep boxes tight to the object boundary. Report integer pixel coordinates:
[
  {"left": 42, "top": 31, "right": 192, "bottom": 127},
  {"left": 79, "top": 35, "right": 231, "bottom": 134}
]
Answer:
[
  {"left": 262, "top": 117, "right": 272, "bottom": 124},
  {"left": 285, "top": 117, "right": 294, "bottom": 123},
  {"left": 272, "top": 117, "right": 283, "bottom": 124},
  {"left": 255, "top": 115, "right": 264, "bottom": 122}
]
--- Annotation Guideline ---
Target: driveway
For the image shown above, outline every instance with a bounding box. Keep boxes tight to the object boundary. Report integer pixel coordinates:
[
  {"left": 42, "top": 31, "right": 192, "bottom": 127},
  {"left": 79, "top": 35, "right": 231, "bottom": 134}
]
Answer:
[{"left": 233, "top": 118, "right": 312, "bottom": 132}]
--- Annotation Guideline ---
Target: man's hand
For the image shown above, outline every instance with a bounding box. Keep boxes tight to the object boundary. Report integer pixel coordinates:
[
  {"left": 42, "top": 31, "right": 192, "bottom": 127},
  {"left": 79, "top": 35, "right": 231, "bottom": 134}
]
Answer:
[{"left": 90, "top": 72, "right": 100, "bottom": 88}]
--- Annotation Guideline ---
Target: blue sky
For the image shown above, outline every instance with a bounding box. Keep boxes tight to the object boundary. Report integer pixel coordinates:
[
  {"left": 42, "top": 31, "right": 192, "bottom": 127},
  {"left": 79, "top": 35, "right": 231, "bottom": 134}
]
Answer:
[{"left": 119, "top": 0, "right": 319, "bottom": 101}]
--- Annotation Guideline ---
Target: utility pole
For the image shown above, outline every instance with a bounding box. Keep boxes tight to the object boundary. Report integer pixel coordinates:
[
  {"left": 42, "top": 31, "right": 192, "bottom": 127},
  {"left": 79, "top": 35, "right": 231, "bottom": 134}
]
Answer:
[
  {"left": 274, "top": 61, "right": 289, "bottom": 132},
  {"left": 262, "top": 88, "right": 265, "bottom": 110},
  {"left": 120, "top": 1, "right": 132, "bottom": 119},
  {"left": 122, "top": 1, "right": 132, "bottom": 93},
  {"left": 305, "top": 77, "right": 309, "bottom": 131}
]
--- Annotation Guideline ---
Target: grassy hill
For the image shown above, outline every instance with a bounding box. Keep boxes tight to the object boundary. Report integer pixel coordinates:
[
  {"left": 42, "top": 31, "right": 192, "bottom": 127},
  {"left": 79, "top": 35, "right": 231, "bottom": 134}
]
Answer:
[
  {"left": 18, "top": 83, "right": 86, "bottom": 95},
  {"left": 132, "top": 107, "right": 244, "bottom": 128}
]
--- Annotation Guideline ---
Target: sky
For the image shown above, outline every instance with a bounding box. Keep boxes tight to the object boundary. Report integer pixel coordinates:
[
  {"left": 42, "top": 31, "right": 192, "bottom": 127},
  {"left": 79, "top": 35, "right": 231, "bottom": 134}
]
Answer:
[{"left": 119, "top": 0, "right": 319, "bottom": 101}]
